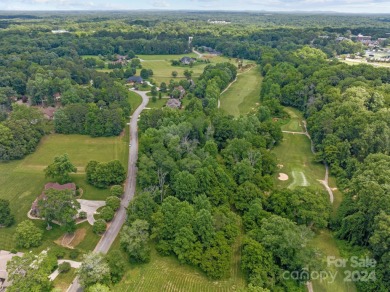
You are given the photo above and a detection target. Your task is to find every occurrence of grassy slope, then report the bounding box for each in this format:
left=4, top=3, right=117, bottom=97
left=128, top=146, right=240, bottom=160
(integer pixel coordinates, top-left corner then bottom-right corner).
left=220, top=66, right=262, bottom=117
left=112, top=239, right=246, bottom=292
left=273, top=107, right=355, bottom=292
left=0, top=133, right=128, bottom=250
left=129, top=90, right=143, bottom=115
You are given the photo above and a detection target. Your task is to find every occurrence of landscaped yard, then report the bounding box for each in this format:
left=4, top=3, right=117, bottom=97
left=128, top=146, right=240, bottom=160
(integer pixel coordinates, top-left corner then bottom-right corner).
left=138, top=54, right=245, bottom=84
left=0, top=133, right=128, bottom=251
left=220, top=65, right=262, bottom=117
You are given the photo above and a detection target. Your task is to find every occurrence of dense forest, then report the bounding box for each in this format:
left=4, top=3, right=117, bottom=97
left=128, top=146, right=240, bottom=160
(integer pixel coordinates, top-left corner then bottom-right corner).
left=0, top=11, right=389, bottom=292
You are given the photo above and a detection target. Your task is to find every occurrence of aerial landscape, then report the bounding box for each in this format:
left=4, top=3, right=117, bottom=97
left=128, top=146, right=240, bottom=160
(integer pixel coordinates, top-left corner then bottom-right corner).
left=0, top=1, right=389, bottom=292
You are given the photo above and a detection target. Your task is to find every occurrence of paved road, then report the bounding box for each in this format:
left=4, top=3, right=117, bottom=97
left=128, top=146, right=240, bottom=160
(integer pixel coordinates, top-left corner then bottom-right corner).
left=67, top=90, right=149, bottom=292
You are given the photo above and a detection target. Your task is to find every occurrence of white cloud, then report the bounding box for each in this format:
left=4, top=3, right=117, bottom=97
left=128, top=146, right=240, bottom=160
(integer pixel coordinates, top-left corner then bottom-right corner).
left=152, top=1, right=170, bottom=8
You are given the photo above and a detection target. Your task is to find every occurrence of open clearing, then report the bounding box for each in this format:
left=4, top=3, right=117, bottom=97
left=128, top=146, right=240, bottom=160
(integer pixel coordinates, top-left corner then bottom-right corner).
left=0, top=133, right=128, bottom=250
left=310, top=230, right=356, bottom=292
left=274, top=107, right=355, bottom=292
left=220, top=66, right=262, bottom=117
left=112, top=233, right=246, bottom=292
left=137, top=54, right=246, bottom=84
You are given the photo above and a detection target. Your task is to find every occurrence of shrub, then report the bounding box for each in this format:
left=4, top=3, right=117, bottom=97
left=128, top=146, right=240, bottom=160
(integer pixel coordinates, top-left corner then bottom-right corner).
left=93, top=219, right=107, bottom=234
left=52, top=248, right=65, bottom=259
left=58, top=262, right=71, bottom=273
left=110, top=185, right=123, bottom=197
left=106, top=196, right=121, bottom=211
left=100, top=206, right=115, bottom=222
left=69, top=249, right=80, bottom=260
left=79, top=211, right=87, bottom=219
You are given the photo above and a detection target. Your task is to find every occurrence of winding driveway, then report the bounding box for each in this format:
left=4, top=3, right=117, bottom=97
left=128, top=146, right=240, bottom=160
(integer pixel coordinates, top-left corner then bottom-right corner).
left=67, top=90, right=149, bottom=292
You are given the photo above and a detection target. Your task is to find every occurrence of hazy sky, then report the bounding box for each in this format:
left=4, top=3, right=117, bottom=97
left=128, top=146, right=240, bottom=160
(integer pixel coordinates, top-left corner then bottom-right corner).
left=0, top=0, right=389, bottom=13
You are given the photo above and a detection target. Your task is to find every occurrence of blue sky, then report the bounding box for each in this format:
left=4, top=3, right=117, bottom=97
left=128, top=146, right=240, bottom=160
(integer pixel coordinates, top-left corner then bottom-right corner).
left=0, top=0, right=389, bottom=13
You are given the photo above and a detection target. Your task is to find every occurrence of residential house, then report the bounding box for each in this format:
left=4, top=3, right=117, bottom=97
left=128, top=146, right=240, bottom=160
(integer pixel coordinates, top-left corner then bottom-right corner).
left=39, top=106, right=57, bottom=120
left=166, top=98, right=181, bottom=109
left=180, top=56, right=196, bottom=65
left=30, top=182, right=77, bottom=217
left=173, top=86, right=186, bottom=99
left=127, top=76, right=144, bottom=85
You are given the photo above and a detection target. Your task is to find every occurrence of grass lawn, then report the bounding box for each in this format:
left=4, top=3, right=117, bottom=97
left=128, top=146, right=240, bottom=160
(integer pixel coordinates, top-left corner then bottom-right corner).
left=53, top=268, right=77, bottom=291
left=138, top=54, right=245, bottom=85
left=310, top=230, right=356, bottom=292
left=220, top=66, right=262, bottom=117
left=129, top=90, right=143, bottom=115
left=272, top=107, right=325, bottom=190
left=0, top=133, right=128, bottom=251
left=147, top=98, right=167, bottom=109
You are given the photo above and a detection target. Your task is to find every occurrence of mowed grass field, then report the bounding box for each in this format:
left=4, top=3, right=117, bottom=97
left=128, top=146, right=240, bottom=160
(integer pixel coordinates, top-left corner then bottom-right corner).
left=0, top=132, right=129, bottom=250
left=274, top=107, right=355, bottom=292
left=310, top=230, right=356, bottom=292
left=220, top=66, right=262, bottom=117
left=139, top=54, right=244, bottom=84
left=272, top=108, right=325, bottom=190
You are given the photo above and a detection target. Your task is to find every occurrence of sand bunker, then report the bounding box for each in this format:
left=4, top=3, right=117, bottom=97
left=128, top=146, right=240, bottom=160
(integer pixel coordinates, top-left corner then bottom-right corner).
left=278, top=173, right=289, bottom=181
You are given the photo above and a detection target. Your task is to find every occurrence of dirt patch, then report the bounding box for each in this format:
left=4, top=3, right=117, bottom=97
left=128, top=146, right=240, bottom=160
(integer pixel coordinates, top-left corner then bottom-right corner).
left=278, top=173, right=289, bottom=181
left=54, top=228, right=87, bottom=249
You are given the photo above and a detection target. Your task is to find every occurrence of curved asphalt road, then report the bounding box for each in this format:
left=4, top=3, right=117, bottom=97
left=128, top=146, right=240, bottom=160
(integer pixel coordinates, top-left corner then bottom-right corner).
left=67, top=90, right=149, bottom=292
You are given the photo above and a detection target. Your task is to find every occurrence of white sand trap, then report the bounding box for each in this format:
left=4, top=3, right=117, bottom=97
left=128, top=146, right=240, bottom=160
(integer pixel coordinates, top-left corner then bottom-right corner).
left=278, top=173, right=289, bottom=181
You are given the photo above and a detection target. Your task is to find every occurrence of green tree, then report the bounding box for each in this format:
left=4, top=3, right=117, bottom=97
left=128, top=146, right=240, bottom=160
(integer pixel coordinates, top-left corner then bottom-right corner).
left=44, top=154, right=77, bottom=184
left=93, top=219, right=107, bottom=234
left=267, top=187, right=331, bottom=228
left=78, top=252, right=111, bottom=288
left=7, top=251, right=55, bottom=292
left=38, top=188, right=80, bottom=232
left=172, top=171, right=198, bottom=201
left=100, top=206, right=115, bottom=222
left=87, top=283, right=110, bottom=292
left=110, top=185, right=123, bottom=197
left=171, top=71, right=178, bottom=78
left=0, top=199, right=14, bottom=227
left=120, top=219, right=151, bottom=263
left=14, top=220, right=43, bottom=248
left=160, top=82, right=167, bottom=92
left=184, top=69, right=193, bottom=80
left=106, top=250, right=126, bottom=284
left=251, top=215, right=314, bottom=270
left=86, top=160, right=126, bottom=188
left=140, top=69, right=150, bottom=79
left=105, top=196, right=121, bottom=211
left=242, top=237, right=277, bottom=288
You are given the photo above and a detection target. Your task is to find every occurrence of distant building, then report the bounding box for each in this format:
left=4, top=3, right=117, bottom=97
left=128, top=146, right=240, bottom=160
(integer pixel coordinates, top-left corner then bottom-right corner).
left=166, top=98, right=181, bottom=109
left=336, top=36, right=350, bottom=42
left=51, top=30, right=69, bottom=34
left=180, top=56, right=196, bottom=65
left=174, top=86, right=186, bottom=99
left=127, top=76, right=144, bottom=84
left=38, top=106, right=57, bottom=120
left=31, top=183, right=77, bottom=217
left=199, top=46, right=222, bottom=55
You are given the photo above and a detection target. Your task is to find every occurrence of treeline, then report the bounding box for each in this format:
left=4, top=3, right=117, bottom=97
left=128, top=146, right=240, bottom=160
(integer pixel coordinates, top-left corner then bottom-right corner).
left=261, top=45, right=390, bottom=291
left=0, top=105, right=46, bottom=160
left=194, top=62, right=237, bottom=112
